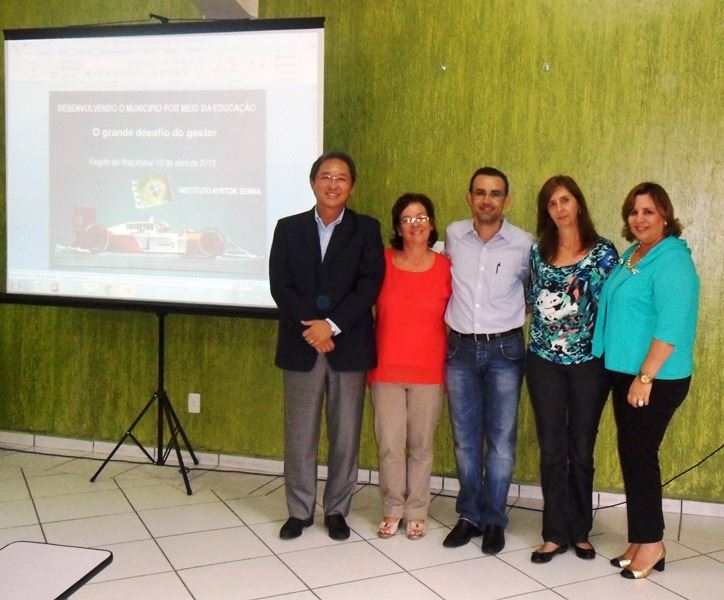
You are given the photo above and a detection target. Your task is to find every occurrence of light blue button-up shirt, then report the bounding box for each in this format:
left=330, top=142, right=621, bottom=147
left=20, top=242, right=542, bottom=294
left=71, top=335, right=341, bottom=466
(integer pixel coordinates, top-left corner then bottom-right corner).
left=444, top=218, right=533, bottom=334
left=315, top=207, right=345, bottom=260
left=314, top=207, right=345, bottom=334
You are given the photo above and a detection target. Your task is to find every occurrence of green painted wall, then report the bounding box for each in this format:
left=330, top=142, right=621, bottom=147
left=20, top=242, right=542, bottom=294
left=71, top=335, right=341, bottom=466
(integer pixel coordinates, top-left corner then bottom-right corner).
left=0, top=0, right=722, bottom=501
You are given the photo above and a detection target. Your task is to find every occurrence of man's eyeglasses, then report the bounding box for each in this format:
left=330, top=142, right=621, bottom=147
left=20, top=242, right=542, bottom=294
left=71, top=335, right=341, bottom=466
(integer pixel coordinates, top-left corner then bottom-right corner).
left=317, top=174, right=350, bottom=184
left=399, top=215, right=430, bottom=225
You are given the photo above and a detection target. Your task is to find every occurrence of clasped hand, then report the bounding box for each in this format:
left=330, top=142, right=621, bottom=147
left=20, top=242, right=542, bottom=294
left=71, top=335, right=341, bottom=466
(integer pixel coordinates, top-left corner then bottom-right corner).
left=301, top=319, right=335, bottom=354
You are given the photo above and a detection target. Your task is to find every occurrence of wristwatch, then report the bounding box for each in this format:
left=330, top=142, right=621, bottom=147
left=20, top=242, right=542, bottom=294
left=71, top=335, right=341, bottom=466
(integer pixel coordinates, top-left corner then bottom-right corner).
left=637, top=372, right=655, bottom=385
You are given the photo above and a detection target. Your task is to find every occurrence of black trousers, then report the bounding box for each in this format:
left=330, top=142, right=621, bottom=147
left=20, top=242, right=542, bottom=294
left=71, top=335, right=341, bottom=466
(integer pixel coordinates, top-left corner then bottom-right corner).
left=610, top=371, right=690, bottom=543
left=526, top=353, right=609, bottom=545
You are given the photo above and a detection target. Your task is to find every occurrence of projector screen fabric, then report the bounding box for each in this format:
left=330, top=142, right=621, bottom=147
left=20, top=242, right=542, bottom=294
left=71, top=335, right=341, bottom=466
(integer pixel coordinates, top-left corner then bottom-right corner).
left=3, top=18, right=324, bottom=315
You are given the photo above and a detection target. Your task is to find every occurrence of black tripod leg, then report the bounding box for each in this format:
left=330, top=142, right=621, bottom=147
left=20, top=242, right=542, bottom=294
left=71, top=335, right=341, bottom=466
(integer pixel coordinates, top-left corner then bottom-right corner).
left=164, top=395, right=199, bottom=465
left=161, top=395, right=193, bottom=495
left=90, top=393, right=157, bottom=482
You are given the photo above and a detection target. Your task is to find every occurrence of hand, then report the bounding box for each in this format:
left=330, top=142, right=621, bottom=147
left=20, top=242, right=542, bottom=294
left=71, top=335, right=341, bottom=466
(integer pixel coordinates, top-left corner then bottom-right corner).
left=314, top=339, right=335, bottom=354
left=627, top=378, right=652, bottom=408
left=301, top=319, right=333, bottom=350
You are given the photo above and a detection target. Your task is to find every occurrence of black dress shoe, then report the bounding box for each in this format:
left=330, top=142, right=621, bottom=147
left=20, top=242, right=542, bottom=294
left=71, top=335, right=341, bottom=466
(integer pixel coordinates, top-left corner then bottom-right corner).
left=531, top=544, right=569, bottom=563
left=324, top=514, right=350, bottom=540
left=443, top=519, right=482, bottom=548
left=279, top=516, right=313, bottom=539
left=482, top=525, right=505, bottom=554
left=574, top=544, right=596, bottom=560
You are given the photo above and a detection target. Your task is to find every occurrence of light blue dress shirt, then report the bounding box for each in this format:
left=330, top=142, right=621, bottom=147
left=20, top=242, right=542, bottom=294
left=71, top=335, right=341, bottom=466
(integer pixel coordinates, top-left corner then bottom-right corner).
left=444, top=218, right=533, bottom=334
left=314, top=207, right=345, bottom=334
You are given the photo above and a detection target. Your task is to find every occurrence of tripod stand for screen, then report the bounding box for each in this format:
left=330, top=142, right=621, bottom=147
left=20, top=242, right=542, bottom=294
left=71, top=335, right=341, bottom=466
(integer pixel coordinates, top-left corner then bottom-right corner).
left=90, top=312, right=198, bottom=494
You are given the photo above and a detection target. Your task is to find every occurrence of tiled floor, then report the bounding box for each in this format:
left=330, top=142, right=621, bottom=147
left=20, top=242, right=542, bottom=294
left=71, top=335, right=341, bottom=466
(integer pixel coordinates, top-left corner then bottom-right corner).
left=1, top=444, right=723, bottom=599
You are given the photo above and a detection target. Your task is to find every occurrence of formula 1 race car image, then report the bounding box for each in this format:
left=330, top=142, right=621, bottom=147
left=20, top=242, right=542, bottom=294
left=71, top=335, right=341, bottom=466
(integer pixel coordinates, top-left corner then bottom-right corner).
left=72, top=218, right=226, bottom=257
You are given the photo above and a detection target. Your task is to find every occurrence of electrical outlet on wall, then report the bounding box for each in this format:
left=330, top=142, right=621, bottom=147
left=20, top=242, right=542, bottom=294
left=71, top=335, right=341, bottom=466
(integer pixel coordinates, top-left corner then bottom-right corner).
left=188, top=392, right=201, bottom=413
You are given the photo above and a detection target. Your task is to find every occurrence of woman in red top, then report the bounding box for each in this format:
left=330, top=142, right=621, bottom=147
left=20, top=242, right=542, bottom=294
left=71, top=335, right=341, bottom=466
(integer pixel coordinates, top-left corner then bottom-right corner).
left=368, top=193, right=452, bottom=540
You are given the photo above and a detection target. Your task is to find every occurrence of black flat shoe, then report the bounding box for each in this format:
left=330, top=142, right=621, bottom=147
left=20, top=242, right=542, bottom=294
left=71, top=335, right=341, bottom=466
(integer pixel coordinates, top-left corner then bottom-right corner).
left=443, top=519, right=482, bottom=548
left=574, top=544, right=596, bottom=560
left=279, top=516, right=313, bottom=539
left=324, top=513, right=351, bottom=540
left=482, top=525, right=505, bottom=554
left=531, top=544, right=568, bottom=563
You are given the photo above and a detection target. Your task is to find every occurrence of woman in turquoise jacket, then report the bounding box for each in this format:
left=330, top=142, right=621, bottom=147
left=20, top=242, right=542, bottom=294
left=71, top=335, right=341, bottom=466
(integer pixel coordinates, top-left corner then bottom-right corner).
left=592, top=182, right=699, bottom=580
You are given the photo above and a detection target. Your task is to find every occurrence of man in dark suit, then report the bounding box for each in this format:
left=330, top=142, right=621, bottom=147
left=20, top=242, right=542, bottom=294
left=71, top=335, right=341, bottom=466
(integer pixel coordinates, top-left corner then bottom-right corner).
left=269, top=151, right=384, bottom=540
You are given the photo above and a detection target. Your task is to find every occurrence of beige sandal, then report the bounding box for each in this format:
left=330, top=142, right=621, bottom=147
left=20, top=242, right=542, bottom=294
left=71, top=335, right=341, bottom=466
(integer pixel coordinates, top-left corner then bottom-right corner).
left=377, top=518, right=401, bottom=538
left=406, top=519, right=426, bottom=540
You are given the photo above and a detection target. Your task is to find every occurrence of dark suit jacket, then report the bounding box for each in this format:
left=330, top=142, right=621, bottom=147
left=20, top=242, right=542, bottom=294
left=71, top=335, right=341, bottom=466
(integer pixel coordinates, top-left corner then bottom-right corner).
left=269, top=207, right=384, bottom=372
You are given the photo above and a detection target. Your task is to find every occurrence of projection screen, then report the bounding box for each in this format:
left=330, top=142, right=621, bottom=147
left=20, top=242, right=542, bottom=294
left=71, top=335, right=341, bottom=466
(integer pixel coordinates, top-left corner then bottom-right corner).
left=3, top=18, right=324, bottom=314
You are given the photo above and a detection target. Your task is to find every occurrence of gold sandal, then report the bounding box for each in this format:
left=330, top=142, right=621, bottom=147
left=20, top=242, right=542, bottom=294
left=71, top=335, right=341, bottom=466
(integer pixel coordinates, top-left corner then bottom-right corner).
left=377, top=518, right=401, bottom=538
left=406, top=519, right=426, bottom=540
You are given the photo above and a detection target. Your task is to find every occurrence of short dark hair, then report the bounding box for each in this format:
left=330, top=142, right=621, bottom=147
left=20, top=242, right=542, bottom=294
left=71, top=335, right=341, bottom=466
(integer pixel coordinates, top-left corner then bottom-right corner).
left=390, top=193, right=439, bottom=250
left=536, top=175, right=599, bottom=263
left=309, top=151, right=357, bottom=183
left=468, top=166, right=509, bottom=195
left=621, top=182, right=683, bottom=242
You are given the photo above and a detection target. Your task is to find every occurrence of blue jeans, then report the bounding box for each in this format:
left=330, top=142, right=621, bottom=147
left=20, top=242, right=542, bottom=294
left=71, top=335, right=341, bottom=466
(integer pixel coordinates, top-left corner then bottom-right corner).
left=445, top=330, right=525, bottom=529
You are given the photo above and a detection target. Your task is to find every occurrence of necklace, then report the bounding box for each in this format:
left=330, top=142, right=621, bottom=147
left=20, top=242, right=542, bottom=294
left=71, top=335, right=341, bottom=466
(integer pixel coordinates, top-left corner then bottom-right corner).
left=620, top=242, right=641, bottom=275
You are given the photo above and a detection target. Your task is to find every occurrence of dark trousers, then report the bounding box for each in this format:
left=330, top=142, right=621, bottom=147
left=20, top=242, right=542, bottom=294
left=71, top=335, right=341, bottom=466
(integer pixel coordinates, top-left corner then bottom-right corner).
left=610, top=371, right=690, bottom=543
left=526, top=353, right=609, bottom=545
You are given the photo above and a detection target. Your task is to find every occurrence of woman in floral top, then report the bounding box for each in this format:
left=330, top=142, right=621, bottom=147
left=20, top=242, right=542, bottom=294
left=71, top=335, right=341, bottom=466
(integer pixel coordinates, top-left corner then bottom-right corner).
left=526, top=175, right=618, bottom=564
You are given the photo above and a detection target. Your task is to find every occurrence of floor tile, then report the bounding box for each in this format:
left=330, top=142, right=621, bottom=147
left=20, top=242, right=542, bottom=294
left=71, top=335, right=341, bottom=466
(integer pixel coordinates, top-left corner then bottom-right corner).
left=26, top=472, right=117, bottom=498
left=49, top=456, right=132, bottom=479
left=413, top=556, right=543, bottom=600
left=505, top=591, right=567, bottom=600
left=44, top=513, right=151, bottom=547
left=0, top=465, right=24, bottom=481
left=679, top=514, right=724, bottom=553
left=138, top=501, right=241, bottom=537
left=122, top=482, right=219, bottom=511
left=315, top=571, right=441, bottom=599
left=35, top=489, right=132, bottom=522
left=350, top=484, right=382, bottom=510
left=92, top=538, right=173, bottom=582
left=0, top=477, right=29, bottom=502
left=281, top=540, right=401, bottom=588
left=2, top=445, right=723, bottom=600
left=428, top=494, right=459, bottom=527
left=370, top=525, right=481, bottom=570
left=226, top=486, right=319, bottom=526
left=0, top=452, right=71, bottom=473
left=0, top=499, right=39, bottom=528
left=654, top=555, right=724, bottom=600
left=251, top=519, right=360, bottom=555
left=186, top=470, right=277, bottom=500
left=179, top=555, right=306, bottom=599
left=591, top=506, right=680, bottom=541
left=72, top=571, right=193, bottom=599
left=504, top=506, right=546, bottom=552
left=0, top=524, right=45, bottom=546
left=157, top=526, right=271, bottom=569
left=555, top=572, right=683, bottom=599
left=500, top=546, right=616, bottom=588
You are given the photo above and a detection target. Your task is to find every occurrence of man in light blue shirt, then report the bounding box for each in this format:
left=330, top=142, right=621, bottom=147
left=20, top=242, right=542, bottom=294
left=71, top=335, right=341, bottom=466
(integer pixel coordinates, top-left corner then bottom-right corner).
left=442, top=167, right=533, bottom=554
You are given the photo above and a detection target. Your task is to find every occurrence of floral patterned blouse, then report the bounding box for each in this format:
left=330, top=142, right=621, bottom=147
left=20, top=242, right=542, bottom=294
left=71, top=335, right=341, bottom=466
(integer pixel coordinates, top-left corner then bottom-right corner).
left=528, top=237, right=618, bottom=364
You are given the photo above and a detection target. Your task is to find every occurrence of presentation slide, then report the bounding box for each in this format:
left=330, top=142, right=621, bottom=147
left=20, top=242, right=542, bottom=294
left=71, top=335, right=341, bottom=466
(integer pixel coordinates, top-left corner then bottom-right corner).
left=4, top=20, right=324, bottom=311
